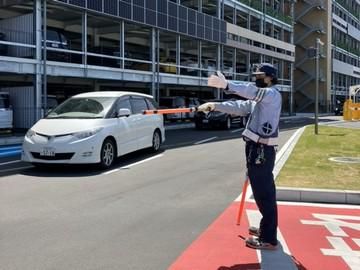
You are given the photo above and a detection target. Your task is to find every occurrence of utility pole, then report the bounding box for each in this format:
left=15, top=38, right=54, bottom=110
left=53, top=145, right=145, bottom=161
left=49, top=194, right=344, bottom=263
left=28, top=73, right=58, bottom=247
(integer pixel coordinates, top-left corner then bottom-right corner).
left=315, top=38, right=324, bottom=135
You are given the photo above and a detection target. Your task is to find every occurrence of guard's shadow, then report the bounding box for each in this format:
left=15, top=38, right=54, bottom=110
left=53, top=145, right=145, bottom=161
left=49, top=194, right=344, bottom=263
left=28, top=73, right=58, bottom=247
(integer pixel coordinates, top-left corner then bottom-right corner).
left=260, top=242, right=307, bottom=270
left=218, top=263, right=260, bottom=270
left=218, top=241, right=307, bottom=270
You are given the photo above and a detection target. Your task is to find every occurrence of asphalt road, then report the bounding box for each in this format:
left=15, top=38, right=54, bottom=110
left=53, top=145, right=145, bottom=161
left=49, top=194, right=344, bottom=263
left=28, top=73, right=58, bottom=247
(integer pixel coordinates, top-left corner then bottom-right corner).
left=0, top=117, right=316, bottom=270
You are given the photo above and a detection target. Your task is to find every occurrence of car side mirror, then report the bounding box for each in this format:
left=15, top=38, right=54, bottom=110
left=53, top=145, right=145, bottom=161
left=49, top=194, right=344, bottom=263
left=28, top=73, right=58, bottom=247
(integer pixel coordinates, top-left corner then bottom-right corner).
left=118, top=108, right=131, bottom=117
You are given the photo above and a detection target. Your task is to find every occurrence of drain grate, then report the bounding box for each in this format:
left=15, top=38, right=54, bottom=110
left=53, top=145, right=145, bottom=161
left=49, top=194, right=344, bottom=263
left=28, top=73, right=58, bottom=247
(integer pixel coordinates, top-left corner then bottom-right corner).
left=328, top=157, right=360, bottom=164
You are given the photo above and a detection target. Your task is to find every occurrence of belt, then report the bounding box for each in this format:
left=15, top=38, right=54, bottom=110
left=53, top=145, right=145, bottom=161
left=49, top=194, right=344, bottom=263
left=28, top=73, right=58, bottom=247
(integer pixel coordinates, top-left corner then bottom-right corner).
left=242, top=129, right=278, bottom=146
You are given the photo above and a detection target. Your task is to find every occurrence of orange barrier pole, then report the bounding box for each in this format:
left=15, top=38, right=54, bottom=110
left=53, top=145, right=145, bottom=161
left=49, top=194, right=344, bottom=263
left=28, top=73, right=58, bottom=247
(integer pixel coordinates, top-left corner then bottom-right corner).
left=142, top=107, right=197, bottom=115
left=236, top=176, right=250, bottom=226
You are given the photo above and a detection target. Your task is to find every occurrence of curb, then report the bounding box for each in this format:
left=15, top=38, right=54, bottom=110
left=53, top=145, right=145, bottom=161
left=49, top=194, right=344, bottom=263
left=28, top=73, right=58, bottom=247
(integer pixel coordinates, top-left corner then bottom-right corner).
left=276, top=187, right=360, bottom=205
left=0, top=137, right=24, bottom=147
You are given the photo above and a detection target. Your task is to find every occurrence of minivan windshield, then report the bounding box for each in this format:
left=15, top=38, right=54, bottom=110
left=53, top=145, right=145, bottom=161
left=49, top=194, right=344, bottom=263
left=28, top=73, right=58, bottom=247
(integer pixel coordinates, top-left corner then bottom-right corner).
left=46, top=97, right=116, bottom=119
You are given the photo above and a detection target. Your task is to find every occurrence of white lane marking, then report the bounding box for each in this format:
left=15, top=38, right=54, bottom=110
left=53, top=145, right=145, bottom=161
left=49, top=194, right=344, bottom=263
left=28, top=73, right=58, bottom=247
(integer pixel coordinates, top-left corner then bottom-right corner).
left=0, top=160, right=22, bottom=166
left=194, top=137, right=217, bottom=145
left=321, top=237, right=360, bottom=269
left=247, top=210, right=297, bottom=270
left=102, top=154, right=164, bottom=175
left=231, top=128, right=244, bottom=133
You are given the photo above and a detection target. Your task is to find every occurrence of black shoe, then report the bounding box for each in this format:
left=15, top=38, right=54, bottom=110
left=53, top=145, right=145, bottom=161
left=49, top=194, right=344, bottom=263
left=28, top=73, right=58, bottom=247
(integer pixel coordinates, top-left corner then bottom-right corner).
left=245, top=237, right=278, bottom=250
left=248, top=226, right=260, bottom=237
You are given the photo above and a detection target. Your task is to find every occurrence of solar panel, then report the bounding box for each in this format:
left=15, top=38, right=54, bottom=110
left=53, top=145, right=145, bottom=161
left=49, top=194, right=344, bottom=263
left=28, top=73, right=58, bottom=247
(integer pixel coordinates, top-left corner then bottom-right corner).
left=52, top=0, right=227, bottom=44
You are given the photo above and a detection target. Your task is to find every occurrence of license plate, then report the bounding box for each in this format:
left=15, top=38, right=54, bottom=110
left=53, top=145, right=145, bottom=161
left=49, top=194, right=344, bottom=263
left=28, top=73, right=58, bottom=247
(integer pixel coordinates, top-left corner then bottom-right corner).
left=40, top=147, right=56, bottom=157
left=202, top=119, right=209, bottom=123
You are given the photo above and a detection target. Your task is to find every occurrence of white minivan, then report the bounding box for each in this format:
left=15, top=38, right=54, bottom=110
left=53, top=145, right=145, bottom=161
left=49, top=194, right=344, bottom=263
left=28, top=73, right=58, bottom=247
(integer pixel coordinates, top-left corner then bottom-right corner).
left=0, top=92, right=13, bottom=130
left=22, top=91, right=165, bottom=169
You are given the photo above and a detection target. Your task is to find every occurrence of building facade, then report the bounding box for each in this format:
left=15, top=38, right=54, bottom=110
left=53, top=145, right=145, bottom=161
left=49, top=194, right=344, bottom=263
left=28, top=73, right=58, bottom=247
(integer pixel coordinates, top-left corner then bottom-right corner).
left=294, top=0, right=360, bottom=113
left=0, top=0, right=295, bottom=129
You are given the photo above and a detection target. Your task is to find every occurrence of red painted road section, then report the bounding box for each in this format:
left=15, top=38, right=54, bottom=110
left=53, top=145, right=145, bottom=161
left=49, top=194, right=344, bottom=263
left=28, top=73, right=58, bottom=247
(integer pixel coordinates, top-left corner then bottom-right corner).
left=169, top=201, right=360, bottom=270
left=169, top=203, right=260, bottom=270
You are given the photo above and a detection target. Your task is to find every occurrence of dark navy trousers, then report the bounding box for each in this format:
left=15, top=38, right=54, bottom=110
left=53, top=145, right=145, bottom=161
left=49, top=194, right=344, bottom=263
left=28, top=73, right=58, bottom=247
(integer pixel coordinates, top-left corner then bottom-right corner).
left=245, top=141, right=278, bottom=245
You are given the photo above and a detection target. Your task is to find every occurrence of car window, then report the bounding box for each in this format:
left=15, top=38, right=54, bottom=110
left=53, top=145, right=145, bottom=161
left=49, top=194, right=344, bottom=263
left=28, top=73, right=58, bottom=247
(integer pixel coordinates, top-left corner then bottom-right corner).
left=117, top=98, right=132, bottom=111
left=47, top=30, right=59, bottom=42
left=106, top=97, right=132, bottom=118
left=145, top=98, right=158, bottom=110
left=174, top=97, right=185, bottom=107
left=47, top=97, right=115, bottom=119
left=131, top=97, right=148, bottom=114
left=159, top=98, right=173, bottom=107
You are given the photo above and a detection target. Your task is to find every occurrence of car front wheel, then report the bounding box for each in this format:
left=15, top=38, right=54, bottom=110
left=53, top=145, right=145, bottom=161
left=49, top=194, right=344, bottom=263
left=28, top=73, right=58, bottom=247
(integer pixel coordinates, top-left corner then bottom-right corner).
left=223, top=117, right=231, bottom=130
left=100, top=138, right=116, bottom=169
left=151, top=130, right=162, bottom=152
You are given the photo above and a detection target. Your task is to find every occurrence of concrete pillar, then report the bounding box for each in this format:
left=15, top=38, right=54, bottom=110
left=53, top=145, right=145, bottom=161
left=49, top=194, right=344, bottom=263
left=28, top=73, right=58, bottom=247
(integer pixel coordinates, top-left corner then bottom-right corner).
left=82, top=11, right=87, bottom=67
left=34, top=0, right=42, bottom=120
left=151, top=28, right=158, bottom=101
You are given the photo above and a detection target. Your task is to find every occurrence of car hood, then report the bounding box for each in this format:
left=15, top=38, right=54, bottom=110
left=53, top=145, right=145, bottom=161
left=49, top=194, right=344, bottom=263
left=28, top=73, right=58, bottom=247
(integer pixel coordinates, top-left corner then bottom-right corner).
left=31, top=118, right=105, bottom=136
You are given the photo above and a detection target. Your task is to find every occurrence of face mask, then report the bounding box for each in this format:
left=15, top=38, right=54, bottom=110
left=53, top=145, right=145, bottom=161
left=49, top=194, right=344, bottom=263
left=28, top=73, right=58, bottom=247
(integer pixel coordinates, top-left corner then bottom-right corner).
left=255, top=78, right=267, bottom=88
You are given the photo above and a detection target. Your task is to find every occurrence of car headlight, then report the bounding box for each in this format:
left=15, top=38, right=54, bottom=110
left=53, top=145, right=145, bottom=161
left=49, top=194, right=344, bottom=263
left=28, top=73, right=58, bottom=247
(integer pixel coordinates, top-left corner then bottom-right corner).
left=25, top=129, right=36, bottom=138
left=72, top=127, right=103, bottom=140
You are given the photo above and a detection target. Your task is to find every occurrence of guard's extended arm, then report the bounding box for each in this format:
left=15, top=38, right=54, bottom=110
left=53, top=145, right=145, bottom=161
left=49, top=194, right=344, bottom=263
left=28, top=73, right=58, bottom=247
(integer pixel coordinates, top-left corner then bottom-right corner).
left=226, top=82, right=277, bottom=103
left=214, top=100, right=253, bottom=116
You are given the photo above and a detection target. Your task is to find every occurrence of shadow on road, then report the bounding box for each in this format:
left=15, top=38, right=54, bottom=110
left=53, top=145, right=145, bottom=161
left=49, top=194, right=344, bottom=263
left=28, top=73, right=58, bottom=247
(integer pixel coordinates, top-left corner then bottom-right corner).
left=4, top=149, right=165, bottom=179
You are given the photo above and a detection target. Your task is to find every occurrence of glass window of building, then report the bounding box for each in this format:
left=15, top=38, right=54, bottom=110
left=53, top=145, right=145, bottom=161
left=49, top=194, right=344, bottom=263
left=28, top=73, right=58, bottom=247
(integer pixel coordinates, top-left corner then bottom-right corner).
left=284, top=30, right=291, bottom=43
left=87, top=15, right=121, bottom=68
left=265, top=22, right=272, bottom=37
left=283, top=61, right=291, bottom=81
left=202, top=0, right=217, bottom=17
left=250, top=15, right=261, bottom=33
left=236, top=49, right=248, bottom=81
left=223, top=46, right=234, bottom=80
left=124, top=23, right=152, bottom=71
left=201, top=41, right=217, bottom=77
left=274, top=25, right=281, bottom=40
left=159, top=31, right=177, bottom=74
left=264, top=55, right=272, bottom=64
left=236, top=9, right=248, bottom=28
left=46, top=5, right=82, bottom=63
left=181, top=0, right=199, bottom=11
left=0, top=4, right=35, bottom=58
left=273, top=58, right=281, bottom=80
left=180, top=36, right=199, bottom=76
left=223, top=4, right=234, bottom=24
left=250, top=52, right=261, bottom=69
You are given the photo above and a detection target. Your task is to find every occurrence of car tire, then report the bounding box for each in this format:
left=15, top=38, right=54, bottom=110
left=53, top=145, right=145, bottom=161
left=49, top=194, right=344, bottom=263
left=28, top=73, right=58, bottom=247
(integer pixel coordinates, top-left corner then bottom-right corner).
left=151, top=130, right=162, bottom=153
left=195, top=122, right=203, bottom=129
left=100, top=138, right=116, bottom=169
left=241, top=117, right=247, bottom=128
left=223, top=117, right=231, bottom=130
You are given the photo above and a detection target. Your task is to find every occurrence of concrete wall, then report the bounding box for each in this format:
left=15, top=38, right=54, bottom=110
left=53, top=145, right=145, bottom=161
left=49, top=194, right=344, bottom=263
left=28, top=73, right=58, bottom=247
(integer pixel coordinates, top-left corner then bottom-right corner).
left=1, top=86, right=36, bottom=129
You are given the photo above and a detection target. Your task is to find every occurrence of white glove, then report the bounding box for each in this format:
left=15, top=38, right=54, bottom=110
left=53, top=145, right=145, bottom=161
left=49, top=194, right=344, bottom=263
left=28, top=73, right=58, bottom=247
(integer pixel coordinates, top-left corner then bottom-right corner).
left=208, top=71, right=228, bottom=89
left=197, top=102, right=216, bottom=112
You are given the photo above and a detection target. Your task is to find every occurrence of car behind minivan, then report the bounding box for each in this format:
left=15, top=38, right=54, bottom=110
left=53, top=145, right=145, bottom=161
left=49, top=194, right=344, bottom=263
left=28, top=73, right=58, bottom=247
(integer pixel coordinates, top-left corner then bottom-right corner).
left=159, top=96, right=186, bottom=122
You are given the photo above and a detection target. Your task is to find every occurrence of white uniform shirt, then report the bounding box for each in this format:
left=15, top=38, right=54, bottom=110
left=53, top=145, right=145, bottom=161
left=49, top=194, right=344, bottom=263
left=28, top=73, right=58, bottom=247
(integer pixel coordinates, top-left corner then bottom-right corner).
left=214, top=82, right=282, bottom=145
